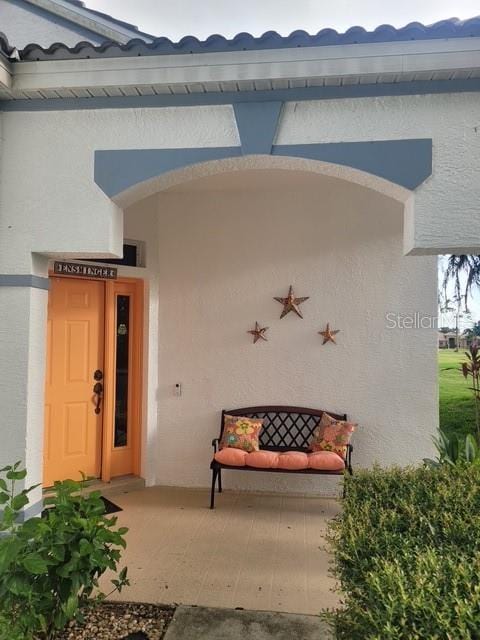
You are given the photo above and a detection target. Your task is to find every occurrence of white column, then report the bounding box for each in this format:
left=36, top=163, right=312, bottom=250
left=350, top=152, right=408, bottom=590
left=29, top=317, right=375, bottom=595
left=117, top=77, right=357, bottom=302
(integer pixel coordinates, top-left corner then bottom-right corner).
left=0, top=280, right=48, bottom=517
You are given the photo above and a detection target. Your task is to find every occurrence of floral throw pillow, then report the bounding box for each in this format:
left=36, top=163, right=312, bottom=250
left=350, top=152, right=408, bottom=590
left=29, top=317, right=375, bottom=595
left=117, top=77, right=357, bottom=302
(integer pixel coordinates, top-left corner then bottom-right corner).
left=220, top=415, right=264, bottom=453
left=309, top=413, right=356, bottom=458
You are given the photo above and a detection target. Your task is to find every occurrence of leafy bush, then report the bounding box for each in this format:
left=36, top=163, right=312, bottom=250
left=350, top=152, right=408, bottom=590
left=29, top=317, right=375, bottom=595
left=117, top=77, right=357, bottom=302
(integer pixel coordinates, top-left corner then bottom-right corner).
left=424, top=428, right=480, bottom=466
left=461, top=341, right=480, bottom=442
left=324, top=465, right=480, bottom=639
left=0, top=462, right=129, bottom=640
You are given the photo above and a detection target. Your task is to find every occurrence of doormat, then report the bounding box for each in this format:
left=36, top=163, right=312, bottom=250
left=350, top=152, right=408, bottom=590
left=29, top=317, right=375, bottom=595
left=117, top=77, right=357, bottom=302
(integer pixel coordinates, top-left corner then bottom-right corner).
left=42, top=495, right=123, bottom=517
left=100, top=495, right=123, bottom=514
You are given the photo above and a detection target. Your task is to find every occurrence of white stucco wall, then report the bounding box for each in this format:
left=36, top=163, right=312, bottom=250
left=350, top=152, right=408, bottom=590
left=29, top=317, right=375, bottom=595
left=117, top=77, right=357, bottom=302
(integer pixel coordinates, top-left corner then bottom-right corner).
left=0, top=105, right=237, bottom=274
left=276, top=93, right=480, bottom=254
left=1, top=92, right=478, bottom=277
left=123, top=169, right=437, bottom=496
left=0, top=285, right=46, bottom=508
left=0, top=0, right=106, bottom=48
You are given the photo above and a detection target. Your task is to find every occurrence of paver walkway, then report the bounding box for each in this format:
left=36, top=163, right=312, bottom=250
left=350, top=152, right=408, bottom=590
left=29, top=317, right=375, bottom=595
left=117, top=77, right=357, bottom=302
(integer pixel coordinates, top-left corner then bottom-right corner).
left=164, top=605, right=332, bottom=640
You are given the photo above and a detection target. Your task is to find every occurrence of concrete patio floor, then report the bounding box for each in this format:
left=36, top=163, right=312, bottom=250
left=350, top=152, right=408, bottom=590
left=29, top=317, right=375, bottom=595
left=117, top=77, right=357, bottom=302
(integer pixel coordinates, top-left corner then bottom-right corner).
left=102, top=486, right=341, bottom=616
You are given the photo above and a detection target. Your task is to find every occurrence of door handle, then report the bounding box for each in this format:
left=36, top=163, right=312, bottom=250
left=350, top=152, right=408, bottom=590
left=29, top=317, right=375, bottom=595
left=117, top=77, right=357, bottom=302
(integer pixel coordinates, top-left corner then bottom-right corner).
left=93, top=382, right=103, bottom=415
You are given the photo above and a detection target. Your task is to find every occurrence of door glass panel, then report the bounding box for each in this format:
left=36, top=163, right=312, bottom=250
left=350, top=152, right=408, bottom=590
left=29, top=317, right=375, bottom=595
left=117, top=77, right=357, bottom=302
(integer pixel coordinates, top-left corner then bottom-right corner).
left=114, top=295, right=130, bottom=448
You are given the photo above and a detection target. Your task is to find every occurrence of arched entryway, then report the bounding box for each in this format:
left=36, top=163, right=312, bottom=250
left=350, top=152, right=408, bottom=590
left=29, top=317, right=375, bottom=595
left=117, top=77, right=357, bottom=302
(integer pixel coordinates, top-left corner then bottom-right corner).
left=113, top=159, right=436, bottom=491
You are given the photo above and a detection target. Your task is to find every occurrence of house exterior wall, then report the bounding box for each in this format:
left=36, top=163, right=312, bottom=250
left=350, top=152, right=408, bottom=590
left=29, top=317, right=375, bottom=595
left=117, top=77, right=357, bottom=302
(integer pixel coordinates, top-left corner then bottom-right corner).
left=0, top=285, right=47, bottom=510
left=276, top=93, right=480, bottom=254
left=122, top=171, right=437, bottom=495
left=0, top=0, right=107, bottom=48
left=1, top=90, right=478, bottom=274
left=0, top=105, right=237, bottom=275
left=0, top=87, right=475, bottom=501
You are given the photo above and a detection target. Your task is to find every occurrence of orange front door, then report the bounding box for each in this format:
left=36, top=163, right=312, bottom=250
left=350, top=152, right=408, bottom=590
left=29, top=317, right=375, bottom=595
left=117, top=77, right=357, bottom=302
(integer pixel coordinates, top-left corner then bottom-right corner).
left=44, top=277, right=105, bottom=486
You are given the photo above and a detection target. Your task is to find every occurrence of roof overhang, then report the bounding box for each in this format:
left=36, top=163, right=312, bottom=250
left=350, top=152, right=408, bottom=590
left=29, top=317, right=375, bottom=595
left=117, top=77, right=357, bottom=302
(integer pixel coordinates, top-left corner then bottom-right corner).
left=2, top=36, right=480, bottom=105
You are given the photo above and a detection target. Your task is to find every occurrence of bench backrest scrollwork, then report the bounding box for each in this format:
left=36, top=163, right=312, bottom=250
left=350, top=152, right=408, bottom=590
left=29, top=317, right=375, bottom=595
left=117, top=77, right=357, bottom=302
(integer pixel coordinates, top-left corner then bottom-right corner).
left=220, top=406, right=348, bottom=453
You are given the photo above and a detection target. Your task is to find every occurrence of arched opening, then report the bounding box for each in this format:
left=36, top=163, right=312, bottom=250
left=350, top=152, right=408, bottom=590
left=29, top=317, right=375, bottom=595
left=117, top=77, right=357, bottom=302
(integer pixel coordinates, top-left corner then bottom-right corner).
left=113, top=154, right=412, bottom=210
left=116, top=160, right=436, bottom=492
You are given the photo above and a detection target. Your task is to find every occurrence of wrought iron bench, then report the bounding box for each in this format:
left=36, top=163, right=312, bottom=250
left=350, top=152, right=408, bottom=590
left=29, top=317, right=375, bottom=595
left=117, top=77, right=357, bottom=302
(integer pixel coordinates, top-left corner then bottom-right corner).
left=210, top=405, right=353, bottom=509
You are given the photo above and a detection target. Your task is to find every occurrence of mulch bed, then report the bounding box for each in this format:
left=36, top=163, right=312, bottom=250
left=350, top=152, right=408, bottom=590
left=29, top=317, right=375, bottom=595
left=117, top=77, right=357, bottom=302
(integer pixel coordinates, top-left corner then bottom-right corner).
left=54, top=602, right=175, bottom=640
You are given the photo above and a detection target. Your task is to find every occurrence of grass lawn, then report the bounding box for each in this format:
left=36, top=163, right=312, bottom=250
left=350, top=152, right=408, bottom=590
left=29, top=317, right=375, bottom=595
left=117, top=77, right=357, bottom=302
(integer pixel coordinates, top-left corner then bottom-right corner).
left=439, top=349, right=477, bottom=439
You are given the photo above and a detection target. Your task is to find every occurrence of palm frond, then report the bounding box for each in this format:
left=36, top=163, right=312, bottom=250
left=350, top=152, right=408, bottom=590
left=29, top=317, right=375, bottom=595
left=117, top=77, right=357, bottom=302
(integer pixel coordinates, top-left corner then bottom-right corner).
left=442, top=255, right=480, bottom=311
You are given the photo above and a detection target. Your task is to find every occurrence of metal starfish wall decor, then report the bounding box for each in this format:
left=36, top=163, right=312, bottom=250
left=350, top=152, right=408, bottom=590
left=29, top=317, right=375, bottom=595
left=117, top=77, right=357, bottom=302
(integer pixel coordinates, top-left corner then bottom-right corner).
left=274, top=285, right=310, bottom=319
left=247, top=321, right=269, bottom=343
left=319, top=323, right=340, bottom=344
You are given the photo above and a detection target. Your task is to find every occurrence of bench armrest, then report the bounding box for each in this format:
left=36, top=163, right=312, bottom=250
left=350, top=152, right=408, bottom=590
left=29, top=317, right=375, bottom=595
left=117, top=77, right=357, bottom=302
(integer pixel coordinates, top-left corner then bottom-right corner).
left=212, top=438, right=220, bottom=453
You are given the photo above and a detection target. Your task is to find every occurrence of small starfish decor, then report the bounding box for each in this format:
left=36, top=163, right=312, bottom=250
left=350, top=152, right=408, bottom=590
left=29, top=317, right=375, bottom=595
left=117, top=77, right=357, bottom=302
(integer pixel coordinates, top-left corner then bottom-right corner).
left=319, top=323, right=340, bottom=345
left=247, top=321, right=269, bottom=344
left=274, top=285, right=310, bottom=319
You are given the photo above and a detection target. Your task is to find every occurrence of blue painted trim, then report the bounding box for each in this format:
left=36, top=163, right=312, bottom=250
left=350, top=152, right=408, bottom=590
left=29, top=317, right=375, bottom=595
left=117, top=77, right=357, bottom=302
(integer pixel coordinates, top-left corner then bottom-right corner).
left=94, top=138, right=432, bottom=198
left=0, top=498, right=43, bottom=524
left=95, top=147, right=242, bottom=197
left=273, top=139, right=432, bottom=191
left=0, top=274, right=50, bottom=290
left=233, top=102, right=282, bottom=154
left=2, top=79, right=480, bottom=113
left=21, top=498, right=43, bottom=521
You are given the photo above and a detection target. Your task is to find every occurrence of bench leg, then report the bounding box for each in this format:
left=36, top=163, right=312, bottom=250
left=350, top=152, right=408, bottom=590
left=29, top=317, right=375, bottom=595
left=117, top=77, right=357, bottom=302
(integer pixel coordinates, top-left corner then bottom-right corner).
left=210, top=467, right=218, bottom=509
left=218, top=468, right=222, bottom=493
left=342, top=466, right=353, bottom=499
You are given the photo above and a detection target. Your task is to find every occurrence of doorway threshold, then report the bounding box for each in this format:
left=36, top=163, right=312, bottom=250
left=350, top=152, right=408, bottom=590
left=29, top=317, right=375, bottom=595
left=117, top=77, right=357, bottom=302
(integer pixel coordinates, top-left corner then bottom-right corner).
left=43, top=475, right=145, bottom=499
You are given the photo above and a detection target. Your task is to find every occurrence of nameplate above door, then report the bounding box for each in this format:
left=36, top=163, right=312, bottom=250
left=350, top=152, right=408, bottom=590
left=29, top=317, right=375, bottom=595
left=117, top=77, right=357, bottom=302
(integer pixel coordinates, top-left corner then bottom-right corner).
left=53, top=261, right=118, bottom=280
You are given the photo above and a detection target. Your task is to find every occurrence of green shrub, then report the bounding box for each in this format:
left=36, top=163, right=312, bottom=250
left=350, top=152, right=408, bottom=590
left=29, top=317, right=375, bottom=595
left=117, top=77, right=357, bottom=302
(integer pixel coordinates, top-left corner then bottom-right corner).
left=324, top=465, right=480, bottom=639
left=425, top=428, right=480, bottom=467
left=0, top=462, right=129, bottom=640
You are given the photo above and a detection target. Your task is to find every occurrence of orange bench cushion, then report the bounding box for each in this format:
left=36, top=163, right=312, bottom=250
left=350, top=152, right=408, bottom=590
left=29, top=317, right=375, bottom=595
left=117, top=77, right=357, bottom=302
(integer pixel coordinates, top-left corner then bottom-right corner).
left=214, top=449, right=345, bottom=472
left=308, top=451, right=345, bottom=471
left=214, top=448, right=247, bottom=466
left=277, top=451, right=309, bottom=470
left=245, top=450, right=279, bottom=468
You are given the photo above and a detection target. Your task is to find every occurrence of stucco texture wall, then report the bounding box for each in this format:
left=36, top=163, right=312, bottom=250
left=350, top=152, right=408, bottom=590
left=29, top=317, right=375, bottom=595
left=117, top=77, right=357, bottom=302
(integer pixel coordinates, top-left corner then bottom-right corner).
left=0, top=105, right=237, bottom=274
left=124, top=169, right=437, bottom=495
left=1, top=92, right=468, bottom=495
left=1, top=92, right=479, bottom=275
left=276, top=93, right=480, bottom=253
